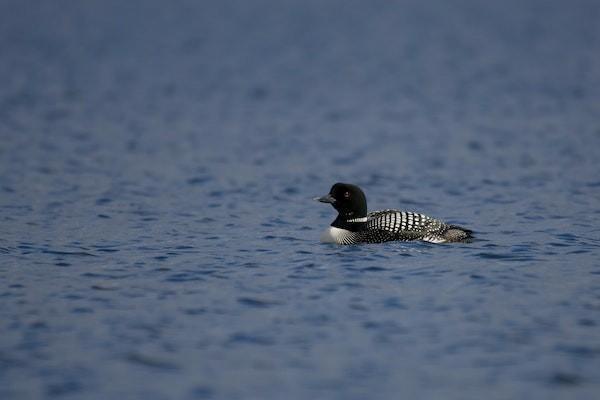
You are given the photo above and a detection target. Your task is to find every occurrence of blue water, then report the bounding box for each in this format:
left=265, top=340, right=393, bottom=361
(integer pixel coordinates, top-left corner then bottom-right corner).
left=1, top=0, right=600, bottom=399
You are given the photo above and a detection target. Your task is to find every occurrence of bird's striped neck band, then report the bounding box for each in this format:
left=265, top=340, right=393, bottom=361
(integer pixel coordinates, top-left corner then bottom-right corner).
left=346, top=216, right=368, bottom=222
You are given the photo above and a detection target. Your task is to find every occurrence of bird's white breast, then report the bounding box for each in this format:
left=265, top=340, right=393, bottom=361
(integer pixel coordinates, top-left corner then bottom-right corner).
left=320, top=226, right=351, bottom=244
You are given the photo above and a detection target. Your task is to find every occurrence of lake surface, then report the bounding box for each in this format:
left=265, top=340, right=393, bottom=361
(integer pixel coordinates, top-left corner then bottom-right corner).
left=1, top=0, right=600, bottom=399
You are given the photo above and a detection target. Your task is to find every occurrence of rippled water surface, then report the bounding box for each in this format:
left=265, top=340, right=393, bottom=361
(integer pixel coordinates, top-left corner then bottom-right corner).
left=1, top=0, right=600, bottom=399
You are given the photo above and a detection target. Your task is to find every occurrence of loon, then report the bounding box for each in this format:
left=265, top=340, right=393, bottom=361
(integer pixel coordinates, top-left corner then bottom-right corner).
left=316, top=183, right=473, bottom=244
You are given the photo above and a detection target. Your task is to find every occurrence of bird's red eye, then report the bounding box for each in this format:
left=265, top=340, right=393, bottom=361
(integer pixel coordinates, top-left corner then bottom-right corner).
left=344, top=191, right=350, bottom=198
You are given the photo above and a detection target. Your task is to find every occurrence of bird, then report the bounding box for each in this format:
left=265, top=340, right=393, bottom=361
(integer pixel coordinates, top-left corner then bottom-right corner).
left=315, top=182, right=473, bottom=244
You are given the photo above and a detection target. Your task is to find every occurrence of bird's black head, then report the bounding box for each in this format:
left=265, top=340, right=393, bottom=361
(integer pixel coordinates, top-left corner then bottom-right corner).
left=316, top=182, right=367, bottom=219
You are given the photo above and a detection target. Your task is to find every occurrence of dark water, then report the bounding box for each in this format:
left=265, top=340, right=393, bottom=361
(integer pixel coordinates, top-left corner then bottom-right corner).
left=1, top=0, right=600, bottom=399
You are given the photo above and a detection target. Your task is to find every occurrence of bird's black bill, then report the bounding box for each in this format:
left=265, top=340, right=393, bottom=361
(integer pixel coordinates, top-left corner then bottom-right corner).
left=315, top=194, right=336, bottom=204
